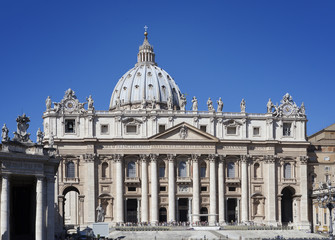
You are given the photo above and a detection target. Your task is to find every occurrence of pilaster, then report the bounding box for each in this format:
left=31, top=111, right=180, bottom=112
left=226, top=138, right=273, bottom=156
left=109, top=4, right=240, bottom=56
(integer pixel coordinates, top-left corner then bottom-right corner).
left=113, top=154, right=124, bottom=223
left=150, top=154, right=159, bottom=225
left=240, top=155, right=249, bottom=223
left=1, top=174, right=10, bottom=240
left=191, top=154, right=201, bottom=223
left=218, top=155, right=226, bottom=224
left=140, top=154, right=149, bottom=223
left=83, top=153, right=96, bottom=224
left=209, top=154, right=217, bottom=225
left=167, top=154, right=176, bottom=222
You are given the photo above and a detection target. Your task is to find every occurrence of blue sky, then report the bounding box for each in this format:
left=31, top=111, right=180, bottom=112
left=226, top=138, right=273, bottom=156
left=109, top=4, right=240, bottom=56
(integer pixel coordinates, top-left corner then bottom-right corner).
left=0, top=0, right=334, bottom=140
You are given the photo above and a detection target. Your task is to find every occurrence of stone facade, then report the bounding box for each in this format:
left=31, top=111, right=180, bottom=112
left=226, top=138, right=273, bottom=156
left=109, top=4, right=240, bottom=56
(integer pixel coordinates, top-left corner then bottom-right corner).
left=0, top=115, right=60, bottom=240
left=42, top=30, right=311, bottom=233
left=308, top=123, right=335, bottom=233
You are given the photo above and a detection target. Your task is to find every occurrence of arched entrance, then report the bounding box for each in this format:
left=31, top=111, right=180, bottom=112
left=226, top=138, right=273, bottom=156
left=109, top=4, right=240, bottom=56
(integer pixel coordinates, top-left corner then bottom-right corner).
left=159, top=207, right=167, bottom=223
left=200, top=207, right=208, bottom=222
left=63, top=186, right=80, bottom=227
left=281, top=187, right=295, bottom=224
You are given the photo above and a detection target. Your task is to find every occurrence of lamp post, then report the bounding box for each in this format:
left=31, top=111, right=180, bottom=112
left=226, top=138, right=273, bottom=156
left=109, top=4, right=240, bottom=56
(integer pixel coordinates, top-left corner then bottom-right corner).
left=317, top=181, right=335, bottom=239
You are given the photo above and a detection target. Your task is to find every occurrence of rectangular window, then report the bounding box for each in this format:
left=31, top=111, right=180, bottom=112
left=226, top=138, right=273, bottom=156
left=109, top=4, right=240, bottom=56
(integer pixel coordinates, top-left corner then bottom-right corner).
left=126, top=125, right=137, bottom=134
left=201, top=186, right=207, bottom=192
left=229, top=187, right=236, bottom=192
left=253, top=127, right=260, bottom=136
left=326, top=174, right=330, bottom=182
left=283, top=123, right=291, bottom=136
left=128, top=187, right=136, bottom=192
left=159, top=166, right=165, bottom=178
left=200, top=125, right=207, bottom=132
left=159, top=125, right=166, bottom=133
left=101, top=124, right=109, bottom=134
left=159, top=186, right=166, bottom=192
left=227, top=126, right=237, bottom=135
left=65, top=119, right=75, bottom=133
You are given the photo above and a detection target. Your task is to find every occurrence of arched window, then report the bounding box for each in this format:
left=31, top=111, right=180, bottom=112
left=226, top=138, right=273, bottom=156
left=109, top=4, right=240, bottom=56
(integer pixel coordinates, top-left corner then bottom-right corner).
left=227, top=162, right=235, bottom=178
left=200, top=163, right=206, bottom=178
left=284, top=163, right=291, bottom=179
left=102, top=162, right=108, bottom=178
left=127, top=161, right=136, bottom=178
left=179, top=161, right=187, bottom=177
left=254, top=163, right=260, bottom=179
left=159, top=163, right=166, bottom=178
left=66, top=161, right=75, bottom=178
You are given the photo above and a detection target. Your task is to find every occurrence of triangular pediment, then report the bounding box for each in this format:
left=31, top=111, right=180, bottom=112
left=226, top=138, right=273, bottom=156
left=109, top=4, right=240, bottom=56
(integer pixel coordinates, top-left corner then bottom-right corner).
left=149, top=122, right=219, bottom=142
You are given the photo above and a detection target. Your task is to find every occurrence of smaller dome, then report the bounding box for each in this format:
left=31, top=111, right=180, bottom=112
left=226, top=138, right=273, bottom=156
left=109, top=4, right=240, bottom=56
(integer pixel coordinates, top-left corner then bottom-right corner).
left=109, top=29, right=183, bottom=111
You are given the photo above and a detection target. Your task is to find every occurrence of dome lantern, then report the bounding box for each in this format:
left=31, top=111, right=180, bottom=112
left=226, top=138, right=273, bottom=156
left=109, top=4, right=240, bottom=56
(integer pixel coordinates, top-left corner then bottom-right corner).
left=136, top=26, right=156, bottom=66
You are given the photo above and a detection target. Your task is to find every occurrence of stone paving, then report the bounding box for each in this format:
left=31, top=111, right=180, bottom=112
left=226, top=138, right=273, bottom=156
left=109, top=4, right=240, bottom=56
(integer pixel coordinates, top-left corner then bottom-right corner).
left=109, top=229, right=326, bottom=240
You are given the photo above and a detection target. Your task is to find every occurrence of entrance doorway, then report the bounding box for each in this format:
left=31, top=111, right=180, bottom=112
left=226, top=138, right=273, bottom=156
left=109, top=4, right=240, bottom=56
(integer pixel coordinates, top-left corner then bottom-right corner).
left=200, top=207, right=208, bottom=222
left=126, top=199, right=138, bottom=223
left=281, top=187, right=295, bottom=224
left=159, top=207, right=167, bottom=222
left=227, top=198, right=237, bottom=223
left=178, top=198, right=189, bottom=222
left=63, top=186, right=80, bottom=228
left=10, top=177, right=35, bottom=240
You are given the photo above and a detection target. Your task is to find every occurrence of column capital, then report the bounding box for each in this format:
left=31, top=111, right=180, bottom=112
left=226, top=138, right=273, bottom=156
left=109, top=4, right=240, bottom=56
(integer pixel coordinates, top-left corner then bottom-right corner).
left=208, top=154, right=217, bottom=162
left=1, top=173, right=10, bottom=180
left=218, top=154, right=226, bottom=162
left=36, top=176, right=45, bottom=181
left=264, top=155, right=277, bottom=163
left=79, top=195, right=85, bottom=202
left=167, top=154, right=176, bottom=162
left=140, top=154, right=149, bottom=162
left=190, top=154, right=201, bottom=162
left=150, top=154, right=158, bottom=162
left=240, top=155, right=251, bottom=163
left=83, top=153, right=97, bottom=162
left=112, top=154, right=123, bottom=163
left=299, top=155, right=308, bottom=165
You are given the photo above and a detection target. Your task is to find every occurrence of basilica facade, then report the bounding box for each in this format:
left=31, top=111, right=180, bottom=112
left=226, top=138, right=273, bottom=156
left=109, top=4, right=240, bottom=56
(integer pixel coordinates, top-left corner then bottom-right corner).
left=43, top=30, right=311, bottom=232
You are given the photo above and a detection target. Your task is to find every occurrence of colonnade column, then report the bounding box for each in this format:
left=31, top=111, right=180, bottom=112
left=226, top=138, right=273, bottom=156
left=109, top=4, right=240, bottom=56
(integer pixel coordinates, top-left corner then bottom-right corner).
left=168, top=154, right=176, bottom=222
left=241, top=155, right=249, bottom=223
left=46, top=176, right=55, bottom=240
left=1, top=174, right=10, bottom=240
left=218, top=156, right=225, bottom=224
left=79, top=195, right=85, bottom=225
left=150, top=154, right=158, bottom=225
left=140, top=155, right=149, bottom=223
left=266, top=155, right=277, bottom=225
left=83, top=154, right=96, bottom=224
left=192, top=154, right=200, bottom=223
left=209, top=154, right=217, bottom=225
left=114, top=154, right=124, bottom=223
left=299, top=156, right=309, bottom=226
left=36, top=176, right=45, bottom=240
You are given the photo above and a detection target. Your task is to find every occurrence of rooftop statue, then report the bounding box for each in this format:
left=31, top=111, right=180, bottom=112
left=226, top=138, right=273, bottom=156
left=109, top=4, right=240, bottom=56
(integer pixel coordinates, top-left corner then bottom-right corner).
left=141, top=97, right=146, bottom=110
left=46, top=96, right=52, bottom=111
left=36, top=128, right=44, bottom=144
left=86, top=95, right=94, bottom=110
left=217, top=97, right=223, bottom=112
left=180, top=94, right=187, bottom=111
left=207, top=97, right=214, bottom=111
left=2, top=124, right=9, bottom=142
left=267, top=98, right=274, bottom=113
left=167, top=96, right=173, bottom=110
left=240, top=99, right=246, bottom=113
left=192, top=96, right=198, bottom=111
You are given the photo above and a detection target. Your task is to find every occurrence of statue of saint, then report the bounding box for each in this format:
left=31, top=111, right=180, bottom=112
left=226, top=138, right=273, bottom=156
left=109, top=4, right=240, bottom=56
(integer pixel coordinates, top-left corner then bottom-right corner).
left=179, top=125, right=187, bottom=139
left=86, top=95, right=94, bottom=110
left=192, top=96, right=198, bottom=111
left=45, top=96, right=52, bottom=111
left=217, top=97, right=223, bottom=112
left=96, top=204, right=105, bottom=222
left=267, top=98, right=274, bottom=113
left=2, top=124, right=9, bottom=142
left=207, top=97, right=214, bottom=111
left=180, top=94, right=187, bottom=111
left=240, top=99, right=246, bottom=113
left=141, top=97, right=146, bottom=109
left=115, top=96, right=121, bottom=110
left=36, top=128, right=44, bottom=144
left=299, top=102, right=306, bottom=116
left=167, top=96, right=173, bottom=110
left=151, top=96, right=156, bottom=109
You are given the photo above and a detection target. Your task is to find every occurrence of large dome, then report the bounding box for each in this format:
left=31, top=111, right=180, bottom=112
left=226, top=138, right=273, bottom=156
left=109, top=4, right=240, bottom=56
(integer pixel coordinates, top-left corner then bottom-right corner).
left=109, top=31, right=183, bottom=111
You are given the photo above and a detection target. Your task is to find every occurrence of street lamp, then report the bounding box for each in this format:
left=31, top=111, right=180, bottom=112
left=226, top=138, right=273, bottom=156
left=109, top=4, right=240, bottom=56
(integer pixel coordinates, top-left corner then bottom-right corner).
left=317, top=181, right=335, bottom=239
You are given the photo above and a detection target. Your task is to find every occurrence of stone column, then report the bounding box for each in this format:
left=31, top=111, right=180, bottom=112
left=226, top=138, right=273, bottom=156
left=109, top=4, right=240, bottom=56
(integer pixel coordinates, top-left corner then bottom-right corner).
left=1, top=174, right=10, bottom=240
left=218, top=156, right=225, bottom=224
left=299, top=156, right=310, bottom=227
left=114, top=154, right=124, bottom=223
left=36, top=176, right=45, bottom=240
left=57, top=196, right=65, bottom=232
left=140, top=155, right=149, bottom=223
left=168, top=154, right=176, bottom=222
left=83, top=154, right=96, bottom=224
left=79, top=195, right=85, bottom=225
left=192, top=154, right=200, bottom=223
left=150, top=154, right=158, bottom=225
left=266, top=155, right=277, bottom=225
left=46, top=176, right=55, bottom=240
left=241, top=155, right=249, bottom=223
left=209, top=154, right=217, bottom=225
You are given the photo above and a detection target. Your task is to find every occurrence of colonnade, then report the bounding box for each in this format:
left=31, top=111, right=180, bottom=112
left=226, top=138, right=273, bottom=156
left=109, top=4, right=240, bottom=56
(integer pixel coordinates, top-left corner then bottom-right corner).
left=0, top=174, right=56, bottom=240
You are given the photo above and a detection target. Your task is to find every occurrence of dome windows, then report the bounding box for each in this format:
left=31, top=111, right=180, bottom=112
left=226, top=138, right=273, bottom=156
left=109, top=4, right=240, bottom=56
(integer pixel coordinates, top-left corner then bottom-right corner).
left=127, top=74, right=132, bottom=78
left=123, top=87, right=127, bottom=91
left=148, top=84, right=153, bottom=89
left=135, top=85, right=139, bottom=89
left=147, top=72, right=152, bottom=76
left=158, top=73, right=163, bottom=78
left=137, top=72, right=142, bottom=77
